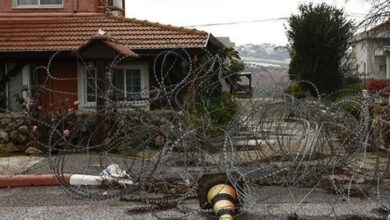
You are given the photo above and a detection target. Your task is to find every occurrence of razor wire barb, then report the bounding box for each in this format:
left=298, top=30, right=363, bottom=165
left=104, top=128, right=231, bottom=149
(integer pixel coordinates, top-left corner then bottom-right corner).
left=0, top=44, right=390, bottom=219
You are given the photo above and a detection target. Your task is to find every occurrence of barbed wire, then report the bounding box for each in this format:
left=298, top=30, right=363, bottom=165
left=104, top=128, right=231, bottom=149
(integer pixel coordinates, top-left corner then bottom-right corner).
left=0, top=44, right=390, bottom=219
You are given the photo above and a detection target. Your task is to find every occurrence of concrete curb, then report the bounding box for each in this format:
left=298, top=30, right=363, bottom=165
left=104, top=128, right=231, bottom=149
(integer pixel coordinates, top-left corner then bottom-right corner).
left=0, top=174, right=134, bottom=188
left=0, top=174, right=71, bottom=188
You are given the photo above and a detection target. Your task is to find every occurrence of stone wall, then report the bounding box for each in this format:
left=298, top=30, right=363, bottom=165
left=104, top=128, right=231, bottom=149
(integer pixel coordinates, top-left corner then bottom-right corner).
left=0, top=110, right=182, bottom=155
left=0, top=113, right=31, bottom=155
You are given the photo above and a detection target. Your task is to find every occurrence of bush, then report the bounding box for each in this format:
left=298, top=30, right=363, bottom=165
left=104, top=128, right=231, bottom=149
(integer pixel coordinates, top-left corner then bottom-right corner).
left=340, top=101, right=361, bottom=119
left=329, top=82, right=364, bottom=102
left=284, top=83, right=307, bottom=99
left=0, top=143, right=16, bottom=157
left=328, top=81, right=363, bottom=119
left=191, top=92, right=239, bottom=137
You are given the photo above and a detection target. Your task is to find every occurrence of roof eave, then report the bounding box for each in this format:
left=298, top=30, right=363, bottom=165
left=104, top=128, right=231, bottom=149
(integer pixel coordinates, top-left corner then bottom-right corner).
left=206, top=34, right=226, bottom=50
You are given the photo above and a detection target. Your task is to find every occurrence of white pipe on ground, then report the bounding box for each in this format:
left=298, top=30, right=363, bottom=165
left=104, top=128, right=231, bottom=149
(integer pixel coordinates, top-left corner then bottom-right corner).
left=69, top=174, right=133, bottom=186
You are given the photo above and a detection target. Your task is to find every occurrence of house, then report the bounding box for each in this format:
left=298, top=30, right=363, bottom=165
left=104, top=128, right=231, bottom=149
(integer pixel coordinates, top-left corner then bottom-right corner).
left=351, top=22, right=390, bottom=81
left=0, top=0, right=226, bottom=112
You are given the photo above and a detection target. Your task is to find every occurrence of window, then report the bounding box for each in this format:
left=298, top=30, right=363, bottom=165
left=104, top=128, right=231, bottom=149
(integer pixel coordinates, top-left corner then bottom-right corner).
left=4, top=64, right=30, bottom=112
left=114, top=68, right=142, bottom=101
left=14, top=0, right=63, bottom=8
left=380, top=64, right=387, bottom=72
left=106, top=0, right=123, bottom=9
left=79, top=64, right=149, bottom=108
left=84, top=68, right=97, bottom=104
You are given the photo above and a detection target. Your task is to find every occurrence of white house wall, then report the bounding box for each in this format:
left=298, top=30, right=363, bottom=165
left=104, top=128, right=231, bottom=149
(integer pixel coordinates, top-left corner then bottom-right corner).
left=353, top=39, right=388, bottom=80
left=370, top=40, right=387, bottom=79
left=387, top=56, right=390, bottom=79
left=353, top=41, right=368, bottom=77
left=365, top=40, right=385, bottom=80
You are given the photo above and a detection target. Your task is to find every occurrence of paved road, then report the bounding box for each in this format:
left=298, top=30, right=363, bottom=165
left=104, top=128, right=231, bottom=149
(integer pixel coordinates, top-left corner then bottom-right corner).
left=0, top=186, right=388, bottom=220
left=0, top=155, right=388, bottom=219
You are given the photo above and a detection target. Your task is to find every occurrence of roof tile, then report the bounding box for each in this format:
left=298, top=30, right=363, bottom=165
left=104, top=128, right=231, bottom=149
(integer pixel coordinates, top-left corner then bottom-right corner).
left=0, top=15, right=209, bottom=52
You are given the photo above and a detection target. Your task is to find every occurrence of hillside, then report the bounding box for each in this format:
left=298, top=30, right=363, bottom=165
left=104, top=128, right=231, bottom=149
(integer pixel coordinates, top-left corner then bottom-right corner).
left=236, top=43, right=290, bottom=62
left=236, top=44, right=290, bottom=93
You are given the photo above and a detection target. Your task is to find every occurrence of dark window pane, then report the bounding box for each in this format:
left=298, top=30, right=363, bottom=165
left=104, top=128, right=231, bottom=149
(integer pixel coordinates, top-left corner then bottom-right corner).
left=86, top=69, right=96, bottom=102
left=114, top=69, right=125, bottom=101
left=40, top=0, right=62, bottom=4
left=126, top=69, right=141, bottom=96
left=7, top=64, right=23, bottom=112
left=17, top=0, right=38, bottom=5
left=107, top=0, right=113, bottom=6
left=29, top=63, right=47, bottom=100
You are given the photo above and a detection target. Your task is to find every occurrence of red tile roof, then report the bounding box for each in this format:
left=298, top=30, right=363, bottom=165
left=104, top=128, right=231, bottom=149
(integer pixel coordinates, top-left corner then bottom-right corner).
left=0, top=15, right=210, bottom=52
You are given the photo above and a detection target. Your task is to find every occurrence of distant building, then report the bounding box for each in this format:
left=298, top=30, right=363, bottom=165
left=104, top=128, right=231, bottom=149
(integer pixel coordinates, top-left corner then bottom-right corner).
left=233, top=72, right=253, bottom=98
left=216, top=37, right=236, bottom=48
left=351, top=23, right=390, bottom=80
left=215, top=37, right=253, bottom=98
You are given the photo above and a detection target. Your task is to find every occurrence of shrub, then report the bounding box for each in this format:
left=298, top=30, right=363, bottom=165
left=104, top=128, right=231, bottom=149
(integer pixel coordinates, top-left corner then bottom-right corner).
left=284, top=83, right=307, bottom=99
left=328, top=81, right=363, bottom=119
left=0, top=143, right=16, bottom=157
left=329, top=82, right=364, bottom=102
left=341, top=101, right=361, bottom=120
left=26, top=98, right=79, bottom=152
left=191, top=92, right=239, bottom=137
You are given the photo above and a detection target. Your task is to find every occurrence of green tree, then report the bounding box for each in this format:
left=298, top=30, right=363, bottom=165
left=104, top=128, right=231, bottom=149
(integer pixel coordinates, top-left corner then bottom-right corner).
left=189, top=48, right=243, bottom=138
left=286, top=3, right=354, bottom=95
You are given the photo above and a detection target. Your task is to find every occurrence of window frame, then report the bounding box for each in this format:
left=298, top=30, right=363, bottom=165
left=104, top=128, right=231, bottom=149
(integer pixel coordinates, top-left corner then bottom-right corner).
left=79, top=67, right=97, bottom=108
left=84, top=68, right=98, bottom=106
left=13, top=0, right=64, bottom=9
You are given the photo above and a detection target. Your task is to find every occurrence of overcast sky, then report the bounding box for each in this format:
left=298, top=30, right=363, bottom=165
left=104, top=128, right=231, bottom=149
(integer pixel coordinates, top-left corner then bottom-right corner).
left=125, top=0, right=372, bottom=46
